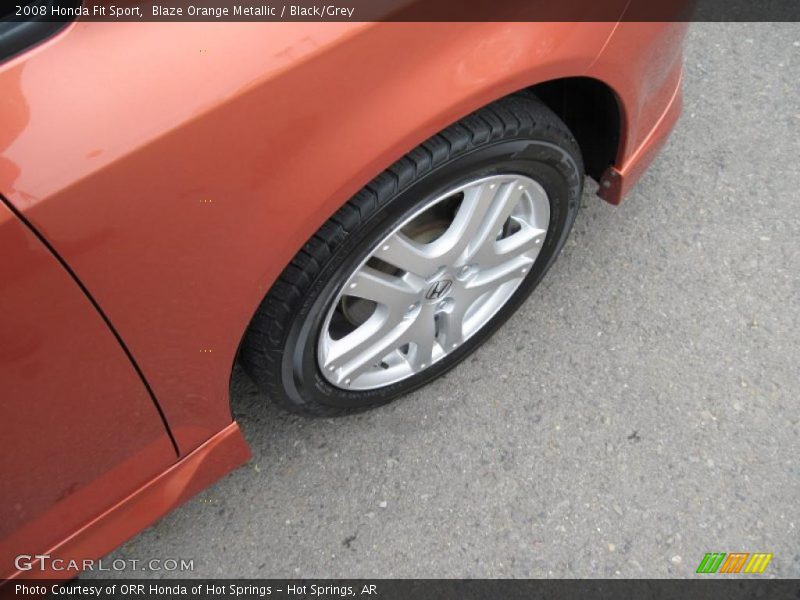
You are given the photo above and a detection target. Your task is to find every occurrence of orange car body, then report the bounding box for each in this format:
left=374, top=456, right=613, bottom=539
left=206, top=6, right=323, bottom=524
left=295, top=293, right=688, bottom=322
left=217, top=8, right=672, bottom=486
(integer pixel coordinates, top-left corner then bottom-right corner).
left=0, top=19, right=687, bottom=579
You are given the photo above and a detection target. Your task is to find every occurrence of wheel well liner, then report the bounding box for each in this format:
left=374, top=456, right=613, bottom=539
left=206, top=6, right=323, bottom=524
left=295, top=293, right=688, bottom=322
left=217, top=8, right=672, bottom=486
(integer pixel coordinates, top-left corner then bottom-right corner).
left=530, top=77, right=621, bottom=181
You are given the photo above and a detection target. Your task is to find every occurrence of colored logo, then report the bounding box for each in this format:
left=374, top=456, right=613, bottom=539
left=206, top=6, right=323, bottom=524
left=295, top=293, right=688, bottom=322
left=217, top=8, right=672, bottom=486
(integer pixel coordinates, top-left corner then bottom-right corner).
left=696, top=552, right=773, bottom=574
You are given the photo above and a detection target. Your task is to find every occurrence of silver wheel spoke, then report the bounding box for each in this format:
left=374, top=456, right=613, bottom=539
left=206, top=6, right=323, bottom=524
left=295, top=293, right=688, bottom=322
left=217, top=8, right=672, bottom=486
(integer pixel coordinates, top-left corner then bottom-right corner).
left=374, top=233, right=435, bottom=277
left=406, top=308, right=436, bottom=370
left=461, top=181, right=525, bottom=262
left=425, top=181, right=507, bottom=264
left=347, top=266, right=420, bottom=314
left=467, top=255, right=533, bottom=295
left=496, top=221, right=547, bottom=257
left=438, top=258, right=530, bottom=348
left=479, top=221, right=548, bottom=269
left=437, top=304, right=467, bottom=348
left=323, top=309, right=411, bottom=383
left=318, top=174, right=551, bottom=390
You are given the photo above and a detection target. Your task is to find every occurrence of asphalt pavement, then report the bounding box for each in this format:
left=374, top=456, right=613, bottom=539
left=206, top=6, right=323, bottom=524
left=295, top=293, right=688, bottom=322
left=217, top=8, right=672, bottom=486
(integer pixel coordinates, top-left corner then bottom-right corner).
left=88, top=23, right=800, bottom=578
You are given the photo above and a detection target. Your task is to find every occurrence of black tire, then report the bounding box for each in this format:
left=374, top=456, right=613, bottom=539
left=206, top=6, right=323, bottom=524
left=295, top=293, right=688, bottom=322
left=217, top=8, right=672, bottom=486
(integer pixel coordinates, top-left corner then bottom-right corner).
left=240, top=93, right=584, bottom=416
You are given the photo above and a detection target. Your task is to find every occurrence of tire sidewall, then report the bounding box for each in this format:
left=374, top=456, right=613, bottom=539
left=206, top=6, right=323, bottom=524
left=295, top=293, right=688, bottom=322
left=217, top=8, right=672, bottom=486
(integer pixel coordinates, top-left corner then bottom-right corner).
left=282, top=137, right=582, bottom=410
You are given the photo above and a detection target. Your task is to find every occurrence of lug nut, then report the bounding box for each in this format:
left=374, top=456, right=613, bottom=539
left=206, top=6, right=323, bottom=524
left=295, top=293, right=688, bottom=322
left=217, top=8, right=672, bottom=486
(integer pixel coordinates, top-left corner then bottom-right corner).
left=458, top=264, right=475, bottom=280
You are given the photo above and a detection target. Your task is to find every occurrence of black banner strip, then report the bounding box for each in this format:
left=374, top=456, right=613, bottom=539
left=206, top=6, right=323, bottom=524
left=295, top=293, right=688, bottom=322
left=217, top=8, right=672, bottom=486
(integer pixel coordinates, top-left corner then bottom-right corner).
left=4, top=0, right=800, bottom=23
left=3, top=579, right=800, bottom=600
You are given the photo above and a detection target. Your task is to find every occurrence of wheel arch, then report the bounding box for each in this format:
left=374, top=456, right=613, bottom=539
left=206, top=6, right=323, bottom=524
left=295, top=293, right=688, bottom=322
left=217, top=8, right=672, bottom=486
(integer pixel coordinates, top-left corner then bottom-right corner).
left=227, top=23, right=633, bottom=424
left=529, top=76, right=622, bottom=182
left=230, top=76, right=625, bottom=406
left=230, top=77, right=625, bottom=406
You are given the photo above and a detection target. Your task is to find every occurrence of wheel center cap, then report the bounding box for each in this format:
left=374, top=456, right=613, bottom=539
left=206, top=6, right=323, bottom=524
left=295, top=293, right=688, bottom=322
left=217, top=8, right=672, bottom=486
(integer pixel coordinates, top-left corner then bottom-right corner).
left=424, top=278, right=453, bottom=302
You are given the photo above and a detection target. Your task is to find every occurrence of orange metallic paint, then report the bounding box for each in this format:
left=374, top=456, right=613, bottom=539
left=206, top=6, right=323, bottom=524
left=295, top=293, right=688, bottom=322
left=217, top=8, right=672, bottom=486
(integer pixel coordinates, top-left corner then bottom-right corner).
left=0, top=201, right=176, bottom=579
left=598, top=69, right=684, bottom=204
left=5, top=423, right=249, bottom=580
left=0, top=20, right=685, bottom=578
left=589, top=22, right=689, bottom=202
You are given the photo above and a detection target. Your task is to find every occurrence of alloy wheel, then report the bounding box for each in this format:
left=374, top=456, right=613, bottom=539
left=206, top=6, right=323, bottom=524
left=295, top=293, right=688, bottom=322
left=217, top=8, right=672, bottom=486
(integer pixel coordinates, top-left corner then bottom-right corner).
left=317, top=174, right=551, bottom=390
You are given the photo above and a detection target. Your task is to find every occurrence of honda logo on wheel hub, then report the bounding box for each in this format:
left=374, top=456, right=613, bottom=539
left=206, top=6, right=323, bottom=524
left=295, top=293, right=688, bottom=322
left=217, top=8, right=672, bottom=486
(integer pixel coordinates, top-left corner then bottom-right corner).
left=425, top=279, right=453, bottom=301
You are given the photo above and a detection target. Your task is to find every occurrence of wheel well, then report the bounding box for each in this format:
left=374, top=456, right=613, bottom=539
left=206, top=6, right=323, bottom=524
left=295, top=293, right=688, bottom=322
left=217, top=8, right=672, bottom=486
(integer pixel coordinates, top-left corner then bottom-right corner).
left=530, top=77, right=621, bottom=182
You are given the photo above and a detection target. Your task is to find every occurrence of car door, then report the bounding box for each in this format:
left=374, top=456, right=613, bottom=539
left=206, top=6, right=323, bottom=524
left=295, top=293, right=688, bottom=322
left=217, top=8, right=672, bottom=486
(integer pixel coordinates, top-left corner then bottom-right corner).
left=0, top=199, right=177, bottom=578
